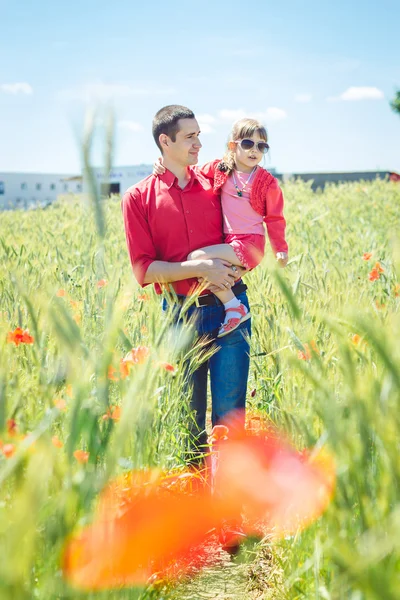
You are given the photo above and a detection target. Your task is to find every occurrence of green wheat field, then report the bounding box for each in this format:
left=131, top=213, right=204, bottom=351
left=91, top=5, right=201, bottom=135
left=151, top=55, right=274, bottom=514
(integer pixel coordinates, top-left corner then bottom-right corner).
left=0, top=177, right=399, bottom=600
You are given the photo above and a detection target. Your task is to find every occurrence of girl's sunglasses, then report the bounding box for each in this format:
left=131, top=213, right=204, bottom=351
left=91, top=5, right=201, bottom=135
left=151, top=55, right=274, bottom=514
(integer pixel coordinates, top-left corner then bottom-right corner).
left=234, top=139, right=270, bottom=154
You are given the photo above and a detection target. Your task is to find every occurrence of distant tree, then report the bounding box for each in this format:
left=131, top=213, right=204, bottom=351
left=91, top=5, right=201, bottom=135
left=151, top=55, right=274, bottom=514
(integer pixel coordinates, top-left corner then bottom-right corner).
left=390, top=91, right=400, bottom=116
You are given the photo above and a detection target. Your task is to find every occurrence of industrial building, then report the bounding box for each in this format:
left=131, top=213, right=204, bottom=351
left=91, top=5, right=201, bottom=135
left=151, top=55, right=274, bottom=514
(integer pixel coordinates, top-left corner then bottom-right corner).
left=0, top=172, right=82, bottom=210
left=0, top=167, right=397, bottom=211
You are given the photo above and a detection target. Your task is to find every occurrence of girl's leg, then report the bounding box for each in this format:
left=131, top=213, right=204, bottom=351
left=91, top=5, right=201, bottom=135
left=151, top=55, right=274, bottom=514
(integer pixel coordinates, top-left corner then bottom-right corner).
left=188, top=244, right=243, bottom=266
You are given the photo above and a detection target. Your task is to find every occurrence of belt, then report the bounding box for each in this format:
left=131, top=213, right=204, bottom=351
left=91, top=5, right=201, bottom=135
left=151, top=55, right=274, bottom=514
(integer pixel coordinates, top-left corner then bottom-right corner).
left=175, top=283, right=248, bottom=308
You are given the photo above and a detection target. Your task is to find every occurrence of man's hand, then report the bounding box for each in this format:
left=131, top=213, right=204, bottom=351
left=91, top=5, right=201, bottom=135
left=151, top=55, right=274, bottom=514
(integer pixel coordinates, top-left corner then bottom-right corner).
left=276, top=252, right=288, bottom=268
left=197, top=259, right=237, bottom=291
left=153, top=158, right=165, bottom=176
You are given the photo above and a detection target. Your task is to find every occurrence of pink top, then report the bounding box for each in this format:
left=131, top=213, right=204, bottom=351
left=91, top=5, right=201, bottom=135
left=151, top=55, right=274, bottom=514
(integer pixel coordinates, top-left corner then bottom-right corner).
left=221, top=170, right=265, bottom=236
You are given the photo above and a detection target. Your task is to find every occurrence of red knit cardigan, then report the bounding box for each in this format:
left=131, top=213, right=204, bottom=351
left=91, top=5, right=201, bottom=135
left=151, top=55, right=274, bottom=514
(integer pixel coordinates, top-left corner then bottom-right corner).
left=199, top=159, right=288, bottom=254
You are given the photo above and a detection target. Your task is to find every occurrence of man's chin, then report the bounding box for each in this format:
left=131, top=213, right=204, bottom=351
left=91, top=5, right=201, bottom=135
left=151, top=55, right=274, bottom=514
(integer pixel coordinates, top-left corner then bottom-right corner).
left=188, top=153, right=199, bottom=164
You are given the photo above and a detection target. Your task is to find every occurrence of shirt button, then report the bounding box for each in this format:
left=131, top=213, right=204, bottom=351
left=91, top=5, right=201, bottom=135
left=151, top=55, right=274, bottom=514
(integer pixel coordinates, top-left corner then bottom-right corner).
left=186, top=210, right=190, bottom=214
left=190, top=229, right=193, bottom=233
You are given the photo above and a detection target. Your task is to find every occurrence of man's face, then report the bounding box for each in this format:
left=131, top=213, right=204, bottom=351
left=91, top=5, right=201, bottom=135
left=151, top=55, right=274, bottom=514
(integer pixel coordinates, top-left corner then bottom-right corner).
left=165, top=118, right=202, bottom=166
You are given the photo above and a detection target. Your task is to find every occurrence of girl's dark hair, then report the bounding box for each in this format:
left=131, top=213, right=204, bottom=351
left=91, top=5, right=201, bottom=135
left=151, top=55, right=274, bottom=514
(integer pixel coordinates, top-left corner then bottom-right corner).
left=219, top=118, right=268, bottom=175
left=152, top=105, right=195, bottom=152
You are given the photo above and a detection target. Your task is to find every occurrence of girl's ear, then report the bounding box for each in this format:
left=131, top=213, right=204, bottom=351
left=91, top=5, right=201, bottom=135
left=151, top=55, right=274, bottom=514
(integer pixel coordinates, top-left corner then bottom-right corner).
left=228, top=141, right=236, bottom=151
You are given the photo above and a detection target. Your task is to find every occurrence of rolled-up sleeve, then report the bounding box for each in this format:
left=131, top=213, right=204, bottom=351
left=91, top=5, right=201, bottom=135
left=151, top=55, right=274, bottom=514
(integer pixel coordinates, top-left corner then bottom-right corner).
left=121, top=189, right=156, bottom=287
left=264, top=179, right=288, bottom=254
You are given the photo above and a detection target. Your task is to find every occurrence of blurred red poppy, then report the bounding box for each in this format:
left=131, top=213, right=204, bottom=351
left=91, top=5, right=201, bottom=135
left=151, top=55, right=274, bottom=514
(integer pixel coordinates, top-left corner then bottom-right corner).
left=74, top=450, right=89, bottom=463
left=2, top=443, right=16, bottom=458
left=368, top=268, right=380, bottom=282
left=97, top=279, right=108, bottom=289
left=107, top=365, right=118, bottom=381
left=159, top=362, right=175, bottom=372
left=7, top=328, right=34, bottom=346
left=62, top=415, right=335, bottom=590
left=7, top=419, right=18, bottom=436
left=210, top=415, right=335, bottom=537
left=62, top=469, right=226, bottom=590
left=120, top=347, right=150, bottom=379
left=52, top=436, right=64, bottom=448
left=102, top=406, right=121, bottom=422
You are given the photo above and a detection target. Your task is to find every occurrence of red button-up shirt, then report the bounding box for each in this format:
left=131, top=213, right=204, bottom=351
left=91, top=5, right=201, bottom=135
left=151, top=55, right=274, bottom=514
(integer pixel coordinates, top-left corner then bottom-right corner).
left=121, top=168, right=223, bottom=295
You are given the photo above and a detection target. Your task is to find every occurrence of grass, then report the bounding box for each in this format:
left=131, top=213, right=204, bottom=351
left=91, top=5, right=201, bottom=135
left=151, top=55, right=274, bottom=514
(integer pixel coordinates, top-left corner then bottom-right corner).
left=0, top=177, right=399, bottom=599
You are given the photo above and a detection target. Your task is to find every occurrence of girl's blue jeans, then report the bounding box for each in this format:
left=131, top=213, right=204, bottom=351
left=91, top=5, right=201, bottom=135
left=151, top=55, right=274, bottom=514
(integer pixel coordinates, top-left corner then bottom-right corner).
left=162, top=291, right=251, bottom=453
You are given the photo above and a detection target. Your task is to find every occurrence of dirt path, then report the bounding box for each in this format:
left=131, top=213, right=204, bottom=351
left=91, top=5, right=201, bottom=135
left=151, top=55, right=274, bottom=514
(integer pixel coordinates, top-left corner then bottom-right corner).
left=166, top=534, right=283, bottom=600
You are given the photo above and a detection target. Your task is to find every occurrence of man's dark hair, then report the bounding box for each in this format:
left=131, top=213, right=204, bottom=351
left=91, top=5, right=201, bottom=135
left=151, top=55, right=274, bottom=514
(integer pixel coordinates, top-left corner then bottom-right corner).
left=152, top=105, right=195, bottom=152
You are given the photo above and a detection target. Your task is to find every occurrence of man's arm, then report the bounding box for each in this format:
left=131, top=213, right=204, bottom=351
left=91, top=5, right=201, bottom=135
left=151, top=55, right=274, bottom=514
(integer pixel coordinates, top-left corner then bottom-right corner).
left=144, top=258, right=236, bottom=289
left=122, top=189, right=236, bottom=290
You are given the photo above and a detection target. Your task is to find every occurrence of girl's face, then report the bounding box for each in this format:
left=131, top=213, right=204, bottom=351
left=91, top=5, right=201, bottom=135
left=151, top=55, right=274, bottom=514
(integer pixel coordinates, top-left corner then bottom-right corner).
left=230, top=133, right=268, bottom=173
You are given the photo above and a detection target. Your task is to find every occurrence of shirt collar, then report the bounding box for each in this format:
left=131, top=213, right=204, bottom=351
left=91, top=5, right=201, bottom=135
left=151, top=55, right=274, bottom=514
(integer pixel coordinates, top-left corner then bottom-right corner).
left=159, top=167, right=200, bottom=190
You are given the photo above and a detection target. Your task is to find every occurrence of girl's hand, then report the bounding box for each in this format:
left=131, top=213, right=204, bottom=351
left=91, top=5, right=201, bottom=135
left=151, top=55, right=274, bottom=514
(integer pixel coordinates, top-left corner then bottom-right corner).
left=276, top=252, right=288, bottom=267
left=153, top=158, right=166, bottom=176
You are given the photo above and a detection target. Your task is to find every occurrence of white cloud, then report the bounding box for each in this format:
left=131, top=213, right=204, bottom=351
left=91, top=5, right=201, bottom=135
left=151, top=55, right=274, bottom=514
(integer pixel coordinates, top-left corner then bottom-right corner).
left=0, top=82, right=33, bottom=95
left=197, top=113, right=216, bottom=133
left=118, top=120, right=143, bottom=132
left=218, top=109, right=247, bottom=122
left=328, top=86, right=384, bottom=102
left=295, top=93, right=312, bottom=103
left=260, top=107, right=287, bottom=121
left=218, top=107, right=287, bottom=123
left=198, top=123, right=214, bottom=134
left=196, top=113, right=216, bottom=124
left=59, top=81, right=176, bottom=102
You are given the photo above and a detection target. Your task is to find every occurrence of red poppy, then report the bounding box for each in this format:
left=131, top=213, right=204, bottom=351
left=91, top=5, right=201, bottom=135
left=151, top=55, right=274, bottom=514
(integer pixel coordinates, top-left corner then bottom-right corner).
left=2, top=443, right=16, bottom=458
left=52, top=436, right=64, bottom=448
left=54, top=398, right=67, bottom=411
left=7, top=328, right=34, bottom=346
left=7, top=419, right=18, bottom=436
left=62, top=416, right=335, bottom=590
left=62, top=469, right=226, bottom=590
left=368, top=268, right=380, bottom=282
left=210, top=419, right=335, bottom=537
left=102, top=406, right=121, bottom=422
left=97, top=279, right=108, bottom=289
left=73, top=450, right=89, bottom=463
left=120, top=347, right=150, bottom=379
left=159, top=362, right=175, bottom=372
left=107, top=365, right=118, bottom=381
left=351, top=334, right=361, bottom=345
left=298, top=344, right=311, bottom=360
left=362, top=253, right=372, bottom=261
left=374, top=262, right=384, bottom=274
left=56, top=289, right=67, bottom=297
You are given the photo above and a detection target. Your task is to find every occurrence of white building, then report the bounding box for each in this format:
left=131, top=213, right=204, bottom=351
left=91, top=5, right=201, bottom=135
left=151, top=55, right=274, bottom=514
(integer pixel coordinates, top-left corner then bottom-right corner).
left=0, top=172, right=82, bottom=210
left=84, top=164, right=153, bottom=197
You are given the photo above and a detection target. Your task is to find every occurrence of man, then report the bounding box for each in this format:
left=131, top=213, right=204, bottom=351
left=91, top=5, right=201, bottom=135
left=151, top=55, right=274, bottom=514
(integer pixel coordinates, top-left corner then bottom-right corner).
left=121, top=105, right=251, bottom=455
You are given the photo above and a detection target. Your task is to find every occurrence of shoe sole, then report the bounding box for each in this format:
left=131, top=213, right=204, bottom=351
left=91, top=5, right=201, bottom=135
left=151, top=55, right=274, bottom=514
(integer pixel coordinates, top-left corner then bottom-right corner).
left=217, top=312, right=251, bottom=338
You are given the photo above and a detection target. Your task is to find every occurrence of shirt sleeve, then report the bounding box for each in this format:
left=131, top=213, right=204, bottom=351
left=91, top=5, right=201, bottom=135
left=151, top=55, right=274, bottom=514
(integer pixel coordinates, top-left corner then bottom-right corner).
left=196, top=158, right=221, bottom=182
left=121, top=188, right=156, bottom=287
left=264, top=179, right=288, bottom=255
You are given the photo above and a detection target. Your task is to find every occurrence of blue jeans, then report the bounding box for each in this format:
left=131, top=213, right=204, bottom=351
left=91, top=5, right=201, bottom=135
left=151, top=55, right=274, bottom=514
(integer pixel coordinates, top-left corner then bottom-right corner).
left=162, top=291, right=251, bottom=452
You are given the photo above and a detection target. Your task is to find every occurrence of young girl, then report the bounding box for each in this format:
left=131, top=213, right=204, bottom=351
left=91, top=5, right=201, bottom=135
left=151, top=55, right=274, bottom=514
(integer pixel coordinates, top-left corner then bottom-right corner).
left=155, top=118, right=288, bottom=337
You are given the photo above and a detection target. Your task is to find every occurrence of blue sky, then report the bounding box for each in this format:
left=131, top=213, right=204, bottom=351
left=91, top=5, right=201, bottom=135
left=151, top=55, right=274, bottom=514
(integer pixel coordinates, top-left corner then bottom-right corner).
left=1, top=0, right=399, bottom=174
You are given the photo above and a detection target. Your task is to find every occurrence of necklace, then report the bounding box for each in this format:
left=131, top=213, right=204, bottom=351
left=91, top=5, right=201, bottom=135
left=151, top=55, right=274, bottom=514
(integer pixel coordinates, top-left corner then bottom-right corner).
left=232, top=167, right=257, bottom=197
